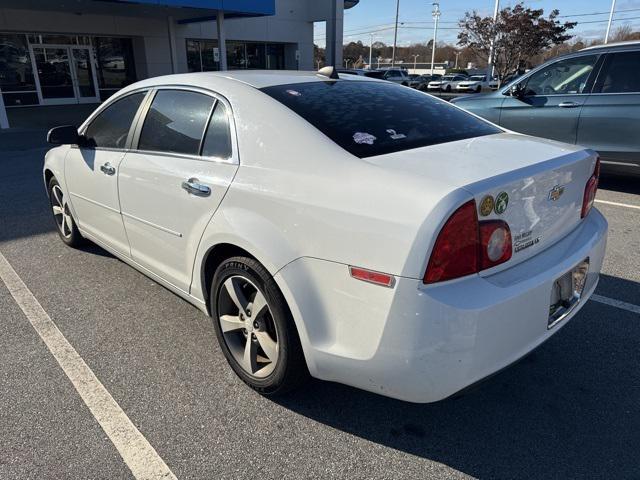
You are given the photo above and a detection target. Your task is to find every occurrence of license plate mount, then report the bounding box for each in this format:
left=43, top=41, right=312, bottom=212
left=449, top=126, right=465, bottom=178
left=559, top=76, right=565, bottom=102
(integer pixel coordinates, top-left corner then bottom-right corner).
left=548, top=258, right=589, bottom=329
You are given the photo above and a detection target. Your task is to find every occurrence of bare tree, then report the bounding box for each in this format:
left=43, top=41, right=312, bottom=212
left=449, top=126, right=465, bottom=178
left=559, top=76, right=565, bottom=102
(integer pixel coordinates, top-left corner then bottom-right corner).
left=458, top=3, right=576, bottom=85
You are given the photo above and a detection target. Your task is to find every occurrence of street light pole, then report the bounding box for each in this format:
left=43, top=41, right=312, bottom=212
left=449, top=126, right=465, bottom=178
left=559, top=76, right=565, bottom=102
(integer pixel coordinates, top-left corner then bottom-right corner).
left=430, top=2, right=440, bottom=76
left=487, top=0, right=500, bottom=82
left=391, top=0, right=400, bottom=67
left=369, top=33, right=375, bottom=69
left=605, top=0, right=617, bottom=44
left=454, top=51, right=460, bottom=69
left=412, top=54, right=420, bottom=73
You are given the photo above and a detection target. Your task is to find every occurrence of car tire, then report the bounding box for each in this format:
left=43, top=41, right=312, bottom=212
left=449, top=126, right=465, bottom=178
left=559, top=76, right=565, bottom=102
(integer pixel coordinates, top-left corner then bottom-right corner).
left=48, top=176, right=84, bottom=248
left=211, top=256, right=308, bottom=396
left=475, top=86, right=481, bottom=93
left=445, top=85, right=451, bottom=92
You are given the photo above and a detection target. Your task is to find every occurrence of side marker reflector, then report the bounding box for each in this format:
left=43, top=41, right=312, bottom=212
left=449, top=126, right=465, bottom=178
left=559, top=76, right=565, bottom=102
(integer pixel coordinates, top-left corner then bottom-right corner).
left=349, top=266, right=395, bottom=288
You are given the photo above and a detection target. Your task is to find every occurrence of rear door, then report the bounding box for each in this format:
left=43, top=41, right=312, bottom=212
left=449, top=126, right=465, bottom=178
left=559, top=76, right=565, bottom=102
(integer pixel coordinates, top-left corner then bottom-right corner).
left=65, top=90, right=148, bottom=256
left=499, top=54, right=601, bottom=144
left=118, top=88, right=239, bottom=293
left=577, top=49, right=640, bottom=175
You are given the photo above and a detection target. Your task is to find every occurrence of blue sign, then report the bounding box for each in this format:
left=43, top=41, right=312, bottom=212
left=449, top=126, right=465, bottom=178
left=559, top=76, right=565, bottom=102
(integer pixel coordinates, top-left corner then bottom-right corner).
left=119, top=0, right=275, bottom=16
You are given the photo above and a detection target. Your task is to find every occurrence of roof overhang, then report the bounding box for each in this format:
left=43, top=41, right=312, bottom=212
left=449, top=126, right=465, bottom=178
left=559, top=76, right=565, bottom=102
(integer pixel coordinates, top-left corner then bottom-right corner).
left=0, top=0, right=275, bottom=21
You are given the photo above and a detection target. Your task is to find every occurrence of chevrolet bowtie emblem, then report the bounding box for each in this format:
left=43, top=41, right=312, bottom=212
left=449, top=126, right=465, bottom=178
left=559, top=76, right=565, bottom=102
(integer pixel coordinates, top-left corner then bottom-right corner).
left=548, top=185, right=565, bottom=201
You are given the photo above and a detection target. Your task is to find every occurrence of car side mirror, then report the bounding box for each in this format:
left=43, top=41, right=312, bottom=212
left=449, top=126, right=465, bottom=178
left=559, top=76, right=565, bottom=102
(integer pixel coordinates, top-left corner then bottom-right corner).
left=47, top=125, right=80, bottom=145
left=508, top=83, right=526, bottom=98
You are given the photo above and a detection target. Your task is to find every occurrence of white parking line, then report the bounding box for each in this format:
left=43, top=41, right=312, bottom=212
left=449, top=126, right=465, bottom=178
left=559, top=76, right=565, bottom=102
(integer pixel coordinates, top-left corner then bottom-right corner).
left=591, top=294, right=640, bottom=315
left=0, top=251, right=177, bottom=480
left=595, top=199, right=640, bottom=211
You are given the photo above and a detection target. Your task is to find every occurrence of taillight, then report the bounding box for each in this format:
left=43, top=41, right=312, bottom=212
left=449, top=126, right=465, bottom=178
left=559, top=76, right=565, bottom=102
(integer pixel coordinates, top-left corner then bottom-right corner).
left=581, top=157, right=600, bottom=218
left=424, top=200, right=479, bottom=284
left=424, top=200, right=512, bottom=284
left=479, top=220, right=512, bottom=270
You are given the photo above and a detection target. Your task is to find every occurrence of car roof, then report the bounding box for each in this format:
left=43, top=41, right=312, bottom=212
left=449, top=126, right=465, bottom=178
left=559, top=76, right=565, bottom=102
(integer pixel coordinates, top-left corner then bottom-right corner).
left=126, top=70, right=379, bottom=90
left=580, top=40, right=640, bottom=51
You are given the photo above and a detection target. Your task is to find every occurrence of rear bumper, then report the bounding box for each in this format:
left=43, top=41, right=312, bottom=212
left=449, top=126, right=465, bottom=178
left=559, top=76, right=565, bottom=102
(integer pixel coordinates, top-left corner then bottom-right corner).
left=275, top=209, right=607, bottom=403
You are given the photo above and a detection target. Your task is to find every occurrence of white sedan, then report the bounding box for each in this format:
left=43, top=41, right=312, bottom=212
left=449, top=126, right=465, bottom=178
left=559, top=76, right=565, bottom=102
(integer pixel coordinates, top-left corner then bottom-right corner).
left=427, top=73, right=468, bottom=92
left=456, top=74, right=490, bottom=93
left=44, top=69, right=607, bottom=403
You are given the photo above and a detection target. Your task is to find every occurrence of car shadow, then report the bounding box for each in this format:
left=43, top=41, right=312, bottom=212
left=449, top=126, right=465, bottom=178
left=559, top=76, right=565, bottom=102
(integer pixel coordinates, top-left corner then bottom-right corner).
left=272, top=273, right=640, bottom=479
left=599, top=174, right=640, bottom=195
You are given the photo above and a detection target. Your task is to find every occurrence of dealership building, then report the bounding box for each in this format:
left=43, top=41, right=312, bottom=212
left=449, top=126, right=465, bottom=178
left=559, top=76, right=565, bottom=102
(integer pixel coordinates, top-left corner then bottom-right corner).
left=0, top=0, right=355, bottom=126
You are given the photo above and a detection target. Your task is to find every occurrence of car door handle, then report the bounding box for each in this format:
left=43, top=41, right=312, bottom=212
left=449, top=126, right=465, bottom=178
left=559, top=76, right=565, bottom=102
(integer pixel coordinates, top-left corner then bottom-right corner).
left=181, top=178, right=211, bottom=197
left=558, top=101, right=580, bottom=108
left=100, top=162, right=116, bottom=176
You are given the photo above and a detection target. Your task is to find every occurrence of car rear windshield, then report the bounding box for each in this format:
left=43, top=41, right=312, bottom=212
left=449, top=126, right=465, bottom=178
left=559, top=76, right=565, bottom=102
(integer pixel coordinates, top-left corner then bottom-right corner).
left=260, top=80, right=501, bottom=158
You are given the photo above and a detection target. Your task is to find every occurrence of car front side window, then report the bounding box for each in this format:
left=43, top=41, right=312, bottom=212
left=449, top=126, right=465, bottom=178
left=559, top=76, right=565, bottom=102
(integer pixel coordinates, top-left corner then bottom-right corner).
left=84, top=92, right=146, bottom=149
left=524, top=55, right=599, bottom=96
left=137, top=89, right=215, bottom=156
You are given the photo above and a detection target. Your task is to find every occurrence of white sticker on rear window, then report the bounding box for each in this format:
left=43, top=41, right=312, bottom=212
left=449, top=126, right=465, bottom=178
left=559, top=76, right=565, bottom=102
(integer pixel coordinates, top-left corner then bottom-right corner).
left=286, top=89, right=302, bottom=97
left=353, top=132, right=376, bottom=145
left=386, top=129, right=406, bottom=140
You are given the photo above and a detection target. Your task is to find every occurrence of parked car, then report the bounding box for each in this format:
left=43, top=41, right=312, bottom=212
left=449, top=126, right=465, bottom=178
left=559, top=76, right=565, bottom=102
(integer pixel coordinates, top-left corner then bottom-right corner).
left=428, top=73, right=468, bottom=92
left=380, top=68, right=411, bottom=85
left=456, top=74, right=490, bottom=93
left=488, top=72, right=522, bottom=90
left=408, top=73, right=441, bottom=90
left=44, top=69, right=607, bottom=403
left=451, top=41, right=640, bottom=177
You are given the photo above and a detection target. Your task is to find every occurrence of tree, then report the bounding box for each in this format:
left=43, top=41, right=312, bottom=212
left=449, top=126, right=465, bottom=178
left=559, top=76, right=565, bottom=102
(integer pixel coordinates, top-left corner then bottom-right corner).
left=458, top=3, right=576, bottom=85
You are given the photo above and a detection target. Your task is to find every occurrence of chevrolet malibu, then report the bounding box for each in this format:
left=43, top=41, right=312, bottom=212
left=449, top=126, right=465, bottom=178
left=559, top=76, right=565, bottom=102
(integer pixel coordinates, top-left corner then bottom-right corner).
left=43, top=69, right=607, bottom=403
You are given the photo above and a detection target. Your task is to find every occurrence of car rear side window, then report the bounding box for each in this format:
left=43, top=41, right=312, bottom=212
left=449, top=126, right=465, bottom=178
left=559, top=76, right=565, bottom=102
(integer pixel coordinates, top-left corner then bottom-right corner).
left=201, top=102, right=232, bottom=159
left=138, top=90, right=214, bottom=155
left=598, top=51, right=640, bottom=94
left=261, top=80, right=501, bottom=158
left=85, top=92, right=145, bottom=149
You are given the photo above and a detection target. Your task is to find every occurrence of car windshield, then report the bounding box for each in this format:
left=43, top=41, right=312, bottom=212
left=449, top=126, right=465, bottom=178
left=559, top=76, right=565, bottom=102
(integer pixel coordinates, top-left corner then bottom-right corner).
left=260, top=80, right=501, bottom=158
left=442, top=75, right=456, bottom=80
left=469, top=75, right=486, bottom=81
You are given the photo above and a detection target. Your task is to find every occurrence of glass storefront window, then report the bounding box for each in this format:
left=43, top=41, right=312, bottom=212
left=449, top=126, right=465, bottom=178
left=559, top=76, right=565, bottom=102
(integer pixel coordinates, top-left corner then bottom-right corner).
left=187, top=39, right=285, bottom=72
left=93, top=37, right=137, bottom=99
left=186, top=39, right=220, bottom=72
left=0, top=33, right=37, bottom=106
left=246, top=43, right=266, bottom=69
left=26, top=34, right=91, bottom=45
left=266, top=44, right=285, bottom=70
left=226, top=42, right=246, bottom=70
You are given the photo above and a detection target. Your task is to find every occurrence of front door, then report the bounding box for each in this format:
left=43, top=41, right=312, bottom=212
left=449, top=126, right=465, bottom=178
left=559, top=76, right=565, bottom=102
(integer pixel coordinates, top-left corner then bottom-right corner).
left=65, top=91, right=148, bottom=257
left=31, top=45, right=100, bottom=105
left=118, top=89, right=239, bottom=293
left=499, top=54, right=600, bottom=145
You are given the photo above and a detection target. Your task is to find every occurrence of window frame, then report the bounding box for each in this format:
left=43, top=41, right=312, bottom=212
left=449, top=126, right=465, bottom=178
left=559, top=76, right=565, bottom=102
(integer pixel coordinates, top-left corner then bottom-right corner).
left=591, top=49, right=640, bottom=95
left=77, top=88, right=150, bottom=152
left=500, top=53, right=605, bottom=98
left=130, top=86, right=239, bottom=165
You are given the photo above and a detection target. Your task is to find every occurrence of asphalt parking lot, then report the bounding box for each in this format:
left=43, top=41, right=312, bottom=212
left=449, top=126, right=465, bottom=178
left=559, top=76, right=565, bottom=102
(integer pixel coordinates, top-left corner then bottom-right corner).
left=1, top=130, right=639, bottom=480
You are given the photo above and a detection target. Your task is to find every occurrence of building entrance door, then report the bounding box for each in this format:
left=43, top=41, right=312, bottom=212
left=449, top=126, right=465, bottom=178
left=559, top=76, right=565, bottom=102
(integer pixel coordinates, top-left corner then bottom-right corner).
left=30, top=45, right=100, bottom=105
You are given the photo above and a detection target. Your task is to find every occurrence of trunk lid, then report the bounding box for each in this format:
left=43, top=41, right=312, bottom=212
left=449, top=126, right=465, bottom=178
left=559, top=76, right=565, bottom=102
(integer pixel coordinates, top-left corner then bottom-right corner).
left=366, top=133, right=598, bottom=273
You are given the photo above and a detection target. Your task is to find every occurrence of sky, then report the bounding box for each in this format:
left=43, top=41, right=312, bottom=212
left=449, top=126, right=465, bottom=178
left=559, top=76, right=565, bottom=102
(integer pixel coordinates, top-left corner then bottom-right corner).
left=314, top=0, right=640, bottom=48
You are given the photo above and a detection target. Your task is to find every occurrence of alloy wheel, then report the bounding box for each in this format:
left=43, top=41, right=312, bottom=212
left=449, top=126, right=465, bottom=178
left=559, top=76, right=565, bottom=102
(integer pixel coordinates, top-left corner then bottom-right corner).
left=51, top=185, right=73, bottom=238
left=217, top=275, right=279, bottom=378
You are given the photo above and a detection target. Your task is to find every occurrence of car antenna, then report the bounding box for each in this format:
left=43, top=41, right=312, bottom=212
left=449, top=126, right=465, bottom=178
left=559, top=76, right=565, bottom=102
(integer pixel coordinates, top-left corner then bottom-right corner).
left=317, top=66, right=340, bottom=80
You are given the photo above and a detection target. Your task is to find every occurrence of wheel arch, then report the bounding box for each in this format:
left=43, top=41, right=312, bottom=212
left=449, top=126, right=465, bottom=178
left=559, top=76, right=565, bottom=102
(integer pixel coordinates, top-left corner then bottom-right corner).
left=200, top=242, right=257, bottom=316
